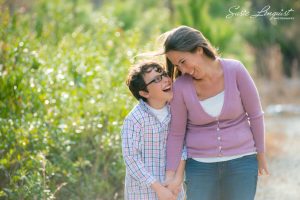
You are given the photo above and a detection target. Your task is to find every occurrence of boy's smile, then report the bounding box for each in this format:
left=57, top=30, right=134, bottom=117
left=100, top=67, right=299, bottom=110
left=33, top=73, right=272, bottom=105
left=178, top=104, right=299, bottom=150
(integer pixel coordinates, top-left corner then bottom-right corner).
left=162, top=84, right=171, bottom=93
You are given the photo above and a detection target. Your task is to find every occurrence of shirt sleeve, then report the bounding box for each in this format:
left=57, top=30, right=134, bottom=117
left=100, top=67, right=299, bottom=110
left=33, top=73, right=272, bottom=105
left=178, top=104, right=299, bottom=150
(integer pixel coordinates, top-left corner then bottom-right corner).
left=236, top=62, right=265, bottom=153
left=121, top=118, right=157, bottom=187
left=180, top=139, right=188, bottom=161
left=166, top=81, right=188, bottom=170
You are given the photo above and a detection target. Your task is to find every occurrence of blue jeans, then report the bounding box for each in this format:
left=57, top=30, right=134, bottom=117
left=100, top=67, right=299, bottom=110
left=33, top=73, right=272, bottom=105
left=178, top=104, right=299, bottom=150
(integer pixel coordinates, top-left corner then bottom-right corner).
left=184, top=155, right=258, bottom=200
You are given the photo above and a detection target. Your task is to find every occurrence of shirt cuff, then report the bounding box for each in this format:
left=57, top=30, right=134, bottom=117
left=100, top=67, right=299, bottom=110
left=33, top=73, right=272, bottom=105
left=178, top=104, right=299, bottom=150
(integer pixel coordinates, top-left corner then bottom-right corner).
left=145, top=175, right=157, bottom=187
left=181, top=153, right=187, bottom=160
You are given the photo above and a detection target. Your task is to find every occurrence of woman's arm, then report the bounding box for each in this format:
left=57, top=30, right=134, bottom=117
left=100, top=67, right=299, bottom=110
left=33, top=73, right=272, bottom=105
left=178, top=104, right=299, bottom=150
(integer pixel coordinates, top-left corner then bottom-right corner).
left=236, top=62, right=264, bottom=152
left=236, top=62, right=269, bottom=176
left=166, top=81, right=188, bottom=171
left=164, top=141, right=187, bottom=185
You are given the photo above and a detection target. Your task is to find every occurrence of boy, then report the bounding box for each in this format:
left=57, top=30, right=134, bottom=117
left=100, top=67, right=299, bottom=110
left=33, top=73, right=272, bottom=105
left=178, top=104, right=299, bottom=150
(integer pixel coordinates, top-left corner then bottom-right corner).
left=121, top=61, right=187, bottom=200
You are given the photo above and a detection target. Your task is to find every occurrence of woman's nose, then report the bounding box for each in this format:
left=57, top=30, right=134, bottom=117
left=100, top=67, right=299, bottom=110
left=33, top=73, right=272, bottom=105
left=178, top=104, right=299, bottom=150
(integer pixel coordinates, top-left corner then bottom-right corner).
left=180, top=67, right=187, bottom=74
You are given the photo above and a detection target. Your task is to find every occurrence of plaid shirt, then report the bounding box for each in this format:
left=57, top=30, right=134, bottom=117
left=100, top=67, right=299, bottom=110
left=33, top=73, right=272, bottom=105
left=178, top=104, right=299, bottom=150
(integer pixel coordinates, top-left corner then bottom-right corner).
left=121, top=99, right=187, bottom=200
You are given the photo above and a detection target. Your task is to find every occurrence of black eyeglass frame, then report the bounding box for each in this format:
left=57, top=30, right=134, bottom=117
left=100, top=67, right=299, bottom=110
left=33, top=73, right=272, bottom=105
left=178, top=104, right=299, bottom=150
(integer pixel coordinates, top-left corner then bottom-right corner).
left=144, top=71, right=169, bottom=88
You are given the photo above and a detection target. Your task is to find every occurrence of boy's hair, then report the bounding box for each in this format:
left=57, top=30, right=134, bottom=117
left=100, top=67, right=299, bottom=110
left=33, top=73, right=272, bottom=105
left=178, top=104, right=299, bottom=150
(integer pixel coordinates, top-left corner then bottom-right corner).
left=126, top=61, right=164, bottom=102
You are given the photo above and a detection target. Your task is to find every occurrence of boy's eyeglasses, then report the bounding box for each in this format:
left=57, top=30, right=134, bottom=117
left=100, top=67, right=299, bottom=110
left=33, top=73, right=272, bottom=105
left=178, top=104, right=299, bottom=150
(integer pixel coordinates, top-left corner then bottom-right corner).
left=144, top=71, right=169, bottom=87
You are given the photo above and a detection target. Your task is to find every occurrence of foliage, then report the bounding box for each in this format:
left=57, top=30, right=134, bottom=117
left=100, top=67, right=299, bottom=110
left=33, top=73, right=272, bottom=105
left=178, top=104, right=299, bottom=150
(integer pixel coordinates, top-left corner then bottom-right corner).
left=103, top=0, right=172, bottom=40
left=244, top=0, right=300, bottom=77
left=0, top=1, right=144, bottom=199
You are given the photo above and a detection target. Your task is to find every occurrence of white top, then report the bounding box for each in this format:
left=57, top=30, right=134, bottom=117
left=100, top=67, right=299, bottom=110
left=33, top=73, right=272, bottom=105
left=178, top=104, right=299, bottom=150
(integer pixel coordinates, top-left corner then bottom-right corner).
left=194, top=90, right=256, bottom=163
left=199, top=90, right=225, bottom=117
left=147, top=104, right=169, bottom=123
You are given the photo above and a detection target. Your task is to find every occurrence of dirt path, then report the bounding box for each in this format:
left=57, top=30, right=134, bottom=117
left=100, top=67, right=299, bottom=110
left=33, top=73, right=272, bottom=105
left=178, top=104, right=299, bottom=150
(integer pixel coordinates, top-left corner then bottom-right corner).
left=256, top=116, right=300, bottom=200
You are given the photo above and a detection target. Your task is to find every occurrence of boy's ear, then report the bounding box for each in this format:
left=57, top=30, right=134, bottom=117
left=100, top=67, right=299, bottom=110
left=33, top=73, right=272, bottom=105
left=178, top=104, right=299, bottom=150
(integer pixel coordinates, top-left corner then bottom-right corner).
left=139, top=90, right=150, bottom=99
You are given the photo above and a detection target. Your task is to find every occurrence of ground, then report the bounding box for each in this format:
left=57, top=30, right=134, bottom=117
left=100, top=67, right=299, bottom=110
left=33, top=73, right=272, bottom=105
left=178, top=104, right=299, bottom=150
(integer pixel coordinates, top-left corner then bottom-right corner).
left=256, top=115, right=300, bottom=200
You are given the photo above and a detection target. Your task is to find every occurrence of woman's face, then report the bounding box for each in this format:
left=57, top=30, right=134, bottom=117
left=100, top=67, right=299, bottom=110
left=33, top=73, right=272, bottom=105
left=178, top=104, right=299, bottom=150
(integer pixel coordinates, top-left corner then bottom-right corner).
left=166, top=47, right=206, bottom=80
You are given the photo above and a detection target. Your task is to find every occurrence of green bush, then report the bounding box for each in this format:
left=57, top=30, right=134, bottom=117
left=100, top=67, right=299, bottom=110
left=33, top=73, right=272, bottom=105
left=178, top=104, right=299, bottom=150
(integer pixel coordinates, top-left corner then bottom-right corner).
left=0, top=2, right=147, bottom=199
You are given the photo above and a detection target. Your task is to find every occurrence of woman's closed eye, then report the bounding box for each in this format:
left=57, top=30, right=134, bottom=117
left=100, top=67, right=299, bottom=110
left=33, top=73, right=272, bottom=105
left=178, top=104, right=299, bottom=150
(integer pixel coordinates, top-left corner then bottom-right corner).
left=174, top=60, right=185, bottom=68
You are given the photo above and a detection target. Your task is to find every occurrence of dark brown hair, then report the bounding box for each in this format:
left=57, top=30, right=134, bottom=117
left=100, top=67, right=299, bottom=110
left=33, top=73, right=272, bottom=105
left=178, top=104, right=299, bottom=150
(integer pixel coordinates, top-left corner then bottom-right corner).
left=126, top=61, right=164, bottom=102
left=146, top=26, right=219, bottom=81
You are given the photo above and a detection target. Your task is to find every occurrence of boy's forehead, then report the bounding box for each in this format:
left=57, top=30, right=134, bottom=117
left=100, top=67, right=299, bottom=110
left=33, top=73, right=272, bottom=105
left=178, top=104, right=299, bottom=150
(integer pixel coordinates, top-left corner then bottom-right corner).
left=143, top=68, right=162, bottom=80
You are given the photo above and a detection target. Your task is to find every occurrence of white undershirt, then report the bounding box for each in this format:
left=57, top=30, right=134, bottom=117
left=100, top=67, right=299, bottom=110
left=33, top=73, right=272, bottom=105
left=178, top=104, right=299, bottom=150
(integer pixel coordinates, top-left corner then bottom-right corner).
left=148, top=104, right=169, bottom=123
left=193, top=90, right=256, bottom=163
left=199, top=90, right=225, bottom=117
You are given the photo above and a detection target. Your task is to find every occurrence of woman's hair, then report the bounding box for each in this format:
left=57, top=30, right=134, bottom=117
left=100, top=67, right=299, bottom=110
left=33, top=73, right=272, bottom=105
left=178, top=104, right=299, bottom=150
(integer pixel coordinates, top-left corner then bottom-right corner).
left=136, top=26, right=219, bottom=81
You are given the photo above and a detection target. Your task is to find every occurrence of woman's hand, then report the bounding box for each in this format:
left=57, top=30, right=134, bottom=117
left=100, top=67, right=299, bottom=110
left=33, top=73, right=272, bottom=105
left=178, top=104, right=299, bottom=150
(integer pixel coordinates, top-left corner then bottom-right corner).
left=164, top=170, right=176, bottom=183
left=162, top=177, right=182, bottom=193
left=256, top=153, right=269, bottom=176
left=163, top=170, right=179, bottom=194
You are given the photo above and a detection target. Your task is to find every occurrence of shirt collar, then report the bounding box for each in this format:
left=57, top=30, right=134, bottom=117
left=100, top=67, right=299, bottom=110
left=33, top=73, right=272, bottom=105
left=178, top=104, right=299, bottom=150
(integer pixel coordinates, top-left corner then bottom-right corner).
left=139, top=99, right=170, bottom=114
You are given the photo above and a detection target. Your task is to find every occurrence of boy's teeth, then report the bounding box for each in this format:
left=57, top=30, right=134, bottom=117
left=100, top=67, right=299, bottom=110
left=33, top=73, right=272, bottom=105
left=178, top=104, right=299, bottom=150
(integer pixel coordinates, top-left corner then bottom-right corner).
left=163, top=85, right=171, bottom=91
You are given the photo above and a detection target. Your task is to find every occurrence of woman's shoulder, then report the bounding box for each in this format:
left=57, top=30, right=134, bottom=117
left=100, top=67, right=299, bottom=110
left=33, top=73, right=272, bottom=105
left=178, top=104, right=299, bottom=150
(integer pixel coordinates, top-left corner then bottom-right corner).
left=220, top=58, right=244, bottom=72
left=173, top=74, right=192, bottom=89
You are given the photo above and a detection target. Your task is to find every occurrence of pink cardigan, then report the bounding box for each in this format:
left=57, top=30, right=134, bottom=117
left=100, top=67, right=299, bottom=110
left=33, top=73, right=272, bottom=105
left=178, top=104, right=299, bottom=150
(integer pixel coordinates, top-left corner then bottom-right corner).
left=166, top=58, right=265, bottom=170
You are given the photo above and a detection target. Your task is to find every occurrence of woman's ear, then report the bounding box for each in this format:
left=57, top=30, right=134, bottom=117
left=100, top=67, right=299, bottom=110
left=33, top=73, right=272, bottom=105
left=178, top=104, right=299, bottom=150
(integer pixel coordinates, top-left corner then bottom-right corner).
left=139, top=90, right=150, bottom=99
left=197, top=47, right=203, bottom=55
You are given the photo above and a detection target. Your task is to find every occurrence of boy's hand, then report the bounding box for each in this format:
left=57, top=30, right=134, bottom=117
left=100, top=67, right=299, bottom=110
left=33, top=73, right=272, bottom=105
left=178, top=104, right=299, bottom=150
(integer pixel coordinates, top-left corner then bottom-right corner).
left=151, top=181, right=176, bottom=200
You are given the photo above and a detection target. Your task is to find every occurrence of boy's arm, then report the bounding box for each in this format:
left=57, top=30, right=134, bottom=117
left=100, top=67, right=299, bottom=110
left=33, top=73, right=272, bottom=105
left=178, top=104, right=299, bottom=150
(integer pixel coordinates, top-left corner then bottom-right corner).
left=121, top=118, right=156, bottom=188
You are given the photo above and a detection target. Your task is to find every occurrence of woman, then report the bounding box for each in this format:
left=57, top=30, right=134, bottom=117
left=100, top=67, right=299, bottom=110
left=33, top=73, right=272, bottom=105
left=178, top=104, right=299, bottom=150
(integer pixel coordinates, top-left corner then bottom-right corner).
left=158, top=26, right=269, bottom=200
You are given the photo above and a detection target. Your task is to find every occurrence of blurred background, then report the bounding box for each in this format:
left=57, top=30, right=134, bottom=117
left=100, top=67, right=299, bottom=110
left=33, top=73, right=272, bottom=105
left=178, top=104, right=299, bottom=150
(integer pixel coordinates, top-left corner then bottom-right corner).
left=0, top=0, right=299, bottom=199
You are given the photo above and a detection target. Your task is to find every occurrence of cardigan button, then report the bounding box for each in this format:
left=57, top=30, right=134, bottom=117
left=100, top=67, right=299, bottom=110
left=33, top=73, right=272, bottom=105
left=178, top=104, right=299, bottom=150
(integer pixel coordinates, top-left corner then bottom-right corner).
left=218, top=137, right=221, bottom=140
left=219, top=146, right=221, bottom=149
left=217, top=128, right=220, bottom=131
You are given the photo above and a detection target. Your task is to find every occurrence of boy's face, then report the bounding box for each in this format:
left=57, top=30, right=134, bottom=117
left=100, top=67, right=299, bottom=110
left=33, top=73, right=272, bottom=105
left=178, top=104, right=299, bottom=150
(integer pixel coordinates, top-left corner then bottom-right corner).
left=141, top=68, right=173, bottom=103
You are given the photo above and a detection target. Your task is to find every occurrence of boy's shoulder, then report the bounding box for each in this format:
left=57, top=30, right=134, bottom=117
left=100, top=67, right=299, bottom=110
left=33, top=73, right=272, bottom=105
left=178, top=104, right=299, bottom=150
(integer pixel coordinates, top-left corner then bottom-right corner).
left=124, top=101, right=148, bottom=128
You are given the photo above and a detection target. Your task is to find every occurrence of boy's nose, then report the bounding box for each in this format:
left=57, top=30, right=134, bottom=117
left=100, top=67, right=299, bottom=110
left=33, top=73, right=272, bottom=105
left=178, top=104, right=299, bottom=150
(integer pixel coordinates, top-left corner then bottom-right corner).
left=162, top=75, right=169, bottom=82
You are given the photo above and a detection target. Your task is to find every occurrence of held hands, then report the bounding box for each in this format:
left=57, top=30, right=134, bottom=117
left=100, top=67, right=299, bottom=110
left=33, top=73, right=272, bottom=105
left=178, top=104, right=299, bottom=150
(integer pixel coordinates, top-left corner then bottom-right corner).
left=155, top=185, right=177, bottom=200
left=256, top=153, right=269, bottom=176
left=151, top=181, right=177, bottom=200
left=162, top=170, right=183, bottom=198
left=162, top=177, right=182, bottom=194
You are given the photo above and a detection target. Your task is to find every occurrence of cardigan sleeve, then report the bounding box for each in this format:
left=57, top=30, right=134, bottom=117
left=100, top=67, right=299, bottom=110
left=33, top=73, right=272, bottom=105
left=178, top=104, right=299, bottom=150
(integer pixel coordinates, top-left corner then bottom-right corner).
left=236, top=62, right=265, bottom=153
left=166, top=81, right=188, bottom=170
